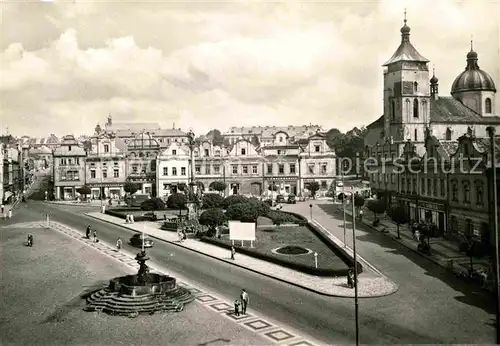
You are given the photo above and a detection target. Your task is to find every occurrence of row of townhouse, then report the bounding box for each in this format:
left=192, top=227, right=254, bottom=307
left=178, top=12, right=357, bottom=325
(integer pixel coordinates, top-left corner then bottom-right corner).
left=52, top=130, right=337, bottom=200
left=366, top=130, right=499, bottom=244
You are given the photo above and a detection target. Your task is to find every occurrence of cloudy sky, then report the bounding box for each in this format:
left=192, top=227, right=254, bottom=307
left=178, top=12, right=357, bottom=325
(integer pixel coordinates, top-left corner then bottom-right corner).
left=1, top=0, right=499, bottom=138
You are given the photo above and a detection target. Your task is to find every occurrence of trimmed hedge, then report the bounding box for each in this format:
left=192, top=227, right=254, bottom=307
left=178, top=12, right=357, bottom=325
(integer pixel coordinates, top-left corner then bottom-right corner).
left=201, top=209, right=362, bottom=276
left=267, top=210, right=305, bottom=225
left=105, top=209, right=153, bottom=222
left=201, top=237, right=348, bottom=276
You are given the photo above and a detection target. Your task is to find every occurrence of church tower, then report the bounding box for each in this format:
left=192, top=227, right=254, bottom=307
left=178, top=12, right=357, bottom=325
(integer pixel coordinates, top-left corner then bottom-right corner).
left=382, top=11, right=431, bottom=146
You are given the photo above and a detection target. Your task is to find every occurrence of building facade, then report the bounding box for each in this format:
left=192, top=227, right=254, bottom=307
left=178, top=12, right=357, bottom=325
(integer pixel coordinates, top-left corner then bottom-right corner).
left=52, top=135, right=87, bottom=200
left=1, top=136, right=22, bottom=203
left=364, top=14, right=499, bottom=207
left=85, top=133, right=128, bottom=199
left=156, top=142, right=190, bottom=199
left=126, top=132, right=160, bottom=196
left=95, top=114, right=188, bottom=148
left=157, top=130, right=336, bottom=198
left=223, top=125, right=323, bottom=146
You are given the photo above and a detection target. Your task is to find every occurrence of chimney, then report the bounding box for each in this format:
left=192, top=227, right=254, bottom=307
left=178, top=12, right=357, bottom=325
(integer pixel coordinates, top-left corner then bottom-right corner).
left=173, top=122, right=175, bottom=129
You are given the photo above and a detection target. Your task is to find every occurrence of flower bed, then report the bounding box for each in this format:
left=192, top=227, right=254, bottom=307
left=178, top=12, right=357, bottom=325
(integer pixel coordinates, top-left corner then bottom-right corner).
left=202, top=222, right=351, bottom=276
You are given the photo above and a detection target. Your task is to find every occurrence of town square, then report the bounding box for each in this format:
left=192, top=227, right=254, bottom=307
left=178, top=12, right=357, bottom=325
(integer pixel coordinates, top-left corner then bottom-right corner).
left=1, top=0, right=500, bottom=345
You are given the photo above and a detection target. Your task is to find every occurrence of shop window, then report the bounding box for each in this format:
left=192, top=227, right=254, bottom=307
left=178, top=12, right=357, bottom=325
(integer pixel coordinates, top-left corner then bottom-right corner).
left=465, top=219, right=474, bottom=239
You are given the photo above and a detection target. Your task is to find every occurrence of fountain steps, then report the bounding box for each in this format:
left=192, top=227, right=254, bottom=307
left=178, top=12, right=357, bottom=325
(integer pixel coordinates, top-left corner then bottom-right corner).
left=86, top=287, right=195, bottom=315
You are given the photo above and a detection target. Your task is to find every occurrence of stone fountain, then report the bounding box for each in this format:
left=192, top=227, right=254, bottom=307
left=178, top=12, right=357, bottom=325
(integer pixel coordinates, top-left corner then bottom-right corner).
left=85, top=251, right=194, bottom=316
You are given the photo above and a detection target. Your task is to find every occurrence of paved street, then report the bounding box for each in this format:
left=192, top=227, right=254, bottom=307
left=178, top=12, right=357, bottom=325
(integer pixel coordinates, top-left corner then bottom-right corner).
left=11, top=200, right=495, bottom=344
left=0, top=211, right=271, bottom=346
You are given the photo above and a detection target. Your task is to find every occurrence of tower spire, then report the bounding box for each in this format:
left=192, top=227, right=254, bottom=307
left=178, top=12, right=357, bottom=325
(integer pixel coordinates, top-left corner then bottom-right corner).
left=404, top=8, right=407, bottom=25
left=470, top=34, right=474, bottom=51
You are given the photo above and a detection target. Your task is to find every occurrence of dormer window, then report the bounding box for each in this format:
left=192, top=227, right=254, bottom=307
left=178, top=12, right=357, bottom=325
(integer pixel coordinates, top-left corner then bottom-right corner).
left=172, top=149, right=177, bottom=155
left=104, top=144, right=110, bottom=153
left=279, top=137, right=283, bottom=143
left=68, top=146, right=72, bottom=151
left=241, top=148, right=246, bottom=155
left=204, top=149, right=209, bottom=156
left=215, top=150, right=221, bottom=157
left=314, top=145, right=320, bottom=152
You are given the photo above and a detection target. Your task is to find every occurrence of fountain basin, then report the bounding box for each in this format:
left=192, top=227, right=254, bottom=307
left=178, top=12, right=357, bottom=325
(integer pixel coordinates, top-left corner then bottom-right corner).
left=109, top=274, right=176, bottom=296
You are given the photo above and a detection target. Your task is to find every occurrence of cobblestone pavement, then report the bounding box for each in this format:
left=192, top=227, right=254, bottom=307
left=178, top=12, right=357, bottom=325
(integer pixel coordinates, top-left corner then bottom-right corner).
left=4, top=219, right=327, bottom=346
left=87, top=212, right=399, bottom=298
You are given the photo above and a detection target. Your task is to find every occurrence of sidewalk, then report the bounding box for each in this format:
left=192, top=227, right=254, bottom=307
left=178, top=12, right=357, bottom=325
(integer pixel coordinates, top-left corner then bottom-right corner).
left=86, top=212, right=399, bottom=298
left=342, top=205, right=490, bottom=275
left=46, top=200, right=106, bottom=207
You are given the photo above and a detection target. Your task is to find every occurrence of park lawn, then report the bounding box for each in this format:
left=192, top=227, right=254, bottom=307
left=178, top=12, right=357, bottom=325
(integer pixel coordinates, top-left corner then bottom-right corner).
left=219, top=222, right=347, bottom=271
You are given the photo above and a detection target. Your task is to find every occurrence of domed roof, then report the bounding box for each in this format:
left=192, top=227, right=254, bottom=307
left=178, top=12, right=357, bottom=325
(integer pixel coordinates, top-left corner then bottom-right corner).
left=430, top=69, right=438, bottom=84
left=451, top=48, right=496, bottom=95
left=128, top=132, right=159, bottom=148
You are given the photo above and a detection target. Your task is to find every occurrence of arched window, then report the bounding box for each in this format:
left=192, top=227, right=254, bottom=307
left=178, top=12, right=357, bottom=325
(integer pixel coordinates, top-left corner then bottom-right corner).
left=391, top=100, right=396, bottom=121
left=414, top=81, right=418, bottom=93
left=405, top=99, right=411, bottom=120
left=413, top=99, right=419, bottom=118
left=445, top=128, right=452, bottom=140
left=463, top=181, right=470, bottom=203
left=414, top=129, right=418, bottom=141
left=485, top=98, right=492, bottom=113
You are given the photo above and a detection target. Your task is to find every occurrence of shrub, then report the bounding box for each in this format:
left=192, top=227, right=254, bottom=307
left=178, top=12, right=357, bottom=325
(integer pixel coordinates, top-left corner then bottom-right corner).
left=222, top=195, right=249, bottom=209
left=246, top=197, right=270, bottom=217
left=167, top=193, right=187, bottom=210
left=226, top=202, right=260, bottom=222
left=124, top=181, right=139, bottom=195
left=199, top=208, right=226, bottom=235
left=387, top=204, right=408, bottom=239
left=202, top=193, right=224, bottom=209
left=367, top=199, right=386, bottom=217
left=210, top=181, right=226, bottom=193
left=307, top=181, right=320, bottom=198
left=354, top=194, right=365, bottom=208
left=140, top=197, right=166, bottom=211
left=267, top=210, right=301, bottom=225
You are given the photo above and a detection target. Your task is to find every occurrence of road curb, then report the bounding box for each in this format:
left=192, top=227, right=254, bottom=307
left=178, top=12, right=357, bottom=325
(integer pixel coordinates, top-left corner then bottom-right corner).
left=339, top=209, right=468, bottom=276
left=44, top=201, right=102, bottom=207
left=85, top=213, right=398, bottom=299
left=310, top=219, right=389, bottom=280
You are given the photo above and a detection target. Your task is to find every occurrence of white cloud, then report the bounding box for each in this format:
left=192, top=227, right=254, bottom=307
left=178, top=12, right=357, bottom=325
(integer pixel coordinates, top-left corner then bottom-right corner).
left=1, top=0, right=499, bottom=137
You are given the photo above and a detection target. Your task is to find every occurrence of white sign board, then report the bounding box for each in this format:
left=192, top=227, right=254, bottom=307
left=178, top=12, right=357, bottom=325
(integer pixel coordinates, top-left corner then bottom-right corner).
left=229, top=221, right=256, bottom=241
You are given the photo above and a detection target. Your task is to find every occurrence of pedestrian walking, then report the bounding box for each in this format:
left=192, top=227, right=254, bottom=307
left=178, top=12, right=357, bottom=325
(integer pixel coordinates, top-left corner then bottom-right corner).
left=116, top=237, right=122, bottom=251
left=230, top=246, right=236, bottom=260
left=8, top=209, right=12, bottom=219
left=1, top=204, right=4, bottom=214
left=27, top=233, right=33, bottom=247
left=240, top=289, right=249, bottom=314
left=359, top=209, right=363, bottom=221
left=93, top=230, right=97, bottom=243
left=234, top=299, right=241, bottom=316
left=86, top=225, right=91, bottom=239
left=347, top=268, right=355, bottom=289
left=414, top=229, right=421, bottom=243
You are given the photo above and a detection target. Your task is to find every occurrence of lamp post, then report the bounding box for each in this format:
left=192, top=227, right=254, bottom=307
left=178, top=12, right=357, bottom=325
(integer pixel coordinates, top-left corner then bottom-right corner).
left=309, top=204, right=313, bottom=220
left=351, top=192, right=360, bottom=346
left=342, top=164, right=347, bottom=247
left=187, top=129, right=198, bottom=218
left=487, top=126, right=500, bottom=344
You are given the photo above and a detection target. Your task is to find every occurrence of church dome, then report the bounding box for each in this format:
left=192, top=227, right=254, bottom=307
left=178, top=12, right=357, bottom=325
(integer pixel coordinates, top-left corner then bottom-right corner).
left=451, top=48, right=496, bottom=95
left=430, top=74, right=438, bottom=84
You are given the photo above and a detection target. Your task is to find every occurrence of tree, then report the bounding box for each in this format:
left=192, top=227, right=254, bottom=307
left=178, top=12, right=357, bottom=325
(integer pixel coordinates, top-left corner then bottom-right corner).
left=211, top=181, right=226, bottom=194
left=251, top=135, right=260, bottom=147
left=199, top=208, right=226, bottom=237
left=268, top=183, right=278, bottom=192
left=167, top=193, right=187, bottom=211
left=222, top=195, right=249, bottom=209
left=76, top=185, right=91, bottom=200
left=141, top=197, right=166, bottom=211
left=124, top=181, right=139, bottom=195
left=202, top=193, right=224, bottom=209
left=247, top=197, right=270, bottom=217
left=366, top=199, right=386, bottom=226
left=226, top=203, right=260, bottom=222
left=307, top=181, right=320, bottom=199
left=206, top=129, right=224, bottom=147
left=387, top=204, right=409, bottom=239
